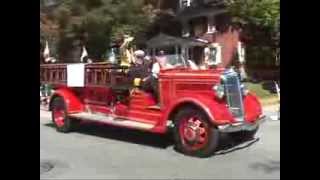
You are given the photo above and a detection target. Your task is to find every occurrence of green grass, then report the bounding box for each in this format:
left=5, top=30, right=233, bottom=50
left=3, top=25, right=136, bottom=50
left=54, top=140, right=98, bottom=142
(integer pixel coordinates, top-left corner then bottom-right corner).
left=244, top=82, right=278, bottom=99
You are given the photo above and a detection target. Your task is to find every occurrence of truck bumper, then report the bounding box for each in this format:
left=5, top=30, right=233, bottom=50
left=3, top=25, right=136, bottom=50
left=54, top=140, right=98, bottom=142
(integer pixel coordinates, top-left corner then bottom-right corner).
left=217, top=114, right=266, bottom=133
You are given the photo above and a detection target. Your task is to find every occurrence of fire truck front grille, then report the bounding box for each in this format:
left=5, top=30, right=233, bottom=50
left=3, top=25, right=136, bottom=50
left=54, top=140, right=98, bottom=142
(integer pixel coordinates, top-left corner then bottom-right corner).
left=224, top=72, right=244, bottom=121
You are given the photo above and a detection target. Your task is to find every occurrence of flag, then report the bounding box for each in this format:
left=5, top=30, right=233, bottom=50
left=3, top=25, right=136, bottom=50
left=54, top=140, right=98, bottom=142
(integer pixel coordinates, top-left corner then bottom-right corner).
left=43, top=41, right=50, bottom=58
left=80, top=46, right=88, bottom=62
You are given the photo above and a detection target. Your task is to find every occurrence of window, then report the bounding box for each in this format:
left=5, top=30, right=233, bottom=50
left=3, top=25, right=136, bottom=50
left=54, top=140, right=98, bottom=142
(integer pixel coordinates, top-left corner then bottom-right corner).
left=156, top=53, right=186, bottom=66
left=207, top=16, right=217, bottom=34
left=181, top=0, right=192, bottom=8
left=204, top=43, right=222, bottom=65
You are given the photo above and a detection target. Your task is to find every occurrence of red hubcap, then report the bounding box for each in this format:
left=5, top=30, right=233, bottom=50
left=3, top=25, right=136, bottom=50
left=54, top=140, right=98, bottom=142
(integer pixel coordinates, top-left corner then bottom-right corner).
left=179, top=116, right=209, bottom=151
left=53, top=109, right=65, bottom=127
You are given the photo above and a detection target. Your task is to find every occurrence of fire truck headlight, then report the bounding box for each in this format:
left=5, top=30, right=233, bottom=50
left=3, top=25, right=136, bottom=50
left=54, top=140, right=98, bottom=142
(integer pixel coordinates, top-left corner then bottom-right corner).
left=220, top=75, right=226, bottom=82
left=213, top=84, right=225, bottom=99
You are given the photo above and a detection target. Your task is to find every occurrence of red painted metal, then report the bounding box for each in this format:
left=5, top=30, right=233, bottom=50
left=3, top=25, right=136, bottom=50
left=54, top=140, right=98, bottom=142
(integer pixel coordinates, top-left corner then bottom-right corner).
left=159, top=68, right=235, bottom=128
left=53, top=108, right=65, bottom=127
left=161, top=95, right=234, bottom=129
left=51, top=87, right=85, bottom=113
left=243, top=92, right=263, bottom=123
left=179, top=116, right=209, bottom=151
left=41, top=63, right=263, bottom=135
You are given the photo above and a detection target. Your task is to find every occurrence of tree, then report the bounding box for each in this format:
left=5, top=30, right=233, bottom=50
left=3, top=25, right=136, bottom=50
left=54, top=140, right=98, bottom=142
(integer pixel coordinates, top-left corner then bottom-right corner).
left=40, top=0, right=157, bottom=61
left=226, top=0, right=280, bottom=67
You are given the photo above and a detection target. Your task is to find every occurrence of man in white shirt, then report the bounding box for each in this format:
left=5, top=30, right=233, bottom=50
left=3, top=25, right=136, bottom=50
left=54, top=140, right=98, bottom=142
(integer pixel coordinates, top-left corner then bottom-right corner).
left=151, top=50, right=176, bottom=77
left=141, top=51, right=177, bottom=104
left=147, top=51, right=174, bottom=104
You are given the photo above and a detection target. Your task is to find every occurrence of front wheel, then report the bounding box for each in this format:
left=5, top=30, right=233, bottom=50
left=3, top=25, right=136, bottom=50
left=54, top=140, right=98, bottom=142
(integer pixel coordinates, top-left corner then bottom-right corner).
left=173, top=107, right=219, bottom=157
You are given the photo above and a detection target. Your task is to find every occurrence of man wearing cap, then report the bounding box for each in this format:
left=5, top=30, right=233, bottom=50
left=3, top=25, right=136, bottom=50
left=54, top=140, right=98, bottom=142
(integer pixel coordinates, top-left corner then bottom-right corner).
left=127, top=50, right=149, bottom=88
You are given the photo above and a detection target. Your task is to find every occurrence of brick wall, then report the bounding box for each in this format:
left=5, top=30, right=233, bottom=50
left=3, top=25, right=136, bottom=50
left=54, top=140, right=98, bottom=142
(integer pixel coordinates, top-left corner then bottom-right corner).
left=198, top=26, right=241, bottom=68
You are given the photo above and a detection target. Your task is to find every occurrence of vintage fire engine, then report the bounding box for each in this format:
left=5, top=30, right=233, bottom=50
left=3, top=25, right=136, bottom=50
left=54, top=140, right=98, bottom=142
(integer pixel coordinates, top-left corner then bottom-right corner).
left=40, top=62, right=265, bottom=157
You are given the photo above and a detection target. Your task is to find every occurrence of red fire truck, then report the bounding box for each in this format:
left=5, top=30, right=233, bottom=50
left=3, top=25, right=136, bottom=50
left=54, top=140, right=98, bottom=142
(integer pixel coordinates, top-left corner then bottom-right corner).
left=40, top=62, right=265, bottom=157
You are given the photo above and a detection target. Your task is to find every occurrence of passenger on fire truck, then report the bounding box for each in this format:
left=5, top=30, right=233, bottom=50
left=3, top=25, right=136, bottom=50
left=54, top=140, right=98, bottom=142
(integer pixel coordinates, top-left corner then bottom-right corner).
left=127, top=50, right=179, bottom=104
left=127, top=50, right=149, bottom=88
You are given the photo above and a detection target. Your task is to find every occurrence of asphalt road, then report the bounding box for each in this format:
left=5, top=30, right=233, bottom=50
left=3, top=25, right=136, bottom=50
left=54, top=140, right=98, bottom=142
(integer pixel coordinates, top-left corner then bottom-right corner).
left=40, top=110, right=280, bottom=179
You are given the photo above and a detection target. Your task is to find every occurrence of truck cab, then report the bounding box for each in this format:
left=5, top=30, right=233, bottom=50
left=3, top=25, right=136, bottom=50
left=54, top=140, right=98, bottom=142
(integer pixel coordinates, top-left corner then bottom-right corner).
left=41, top=62, right=264, bottom=157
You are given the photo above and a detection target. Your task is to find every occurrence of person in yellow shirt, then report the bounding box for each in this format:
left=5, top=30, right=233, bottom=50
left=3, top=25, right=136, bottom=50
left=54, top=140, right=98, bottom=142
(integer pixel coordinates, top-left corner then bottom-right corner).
left=120, top=35, right=134, bottom=67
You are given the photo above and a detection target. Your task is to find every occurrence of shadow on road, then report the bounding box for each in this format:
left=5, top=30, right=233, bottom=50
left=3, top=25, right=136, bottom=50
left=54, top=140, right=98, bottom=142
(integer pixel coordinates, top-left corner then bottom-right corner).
left=214, top=133, right=259, bottom=155
left=249, top=160, right=280, bottom=173
left=44, top=122, right=259, bottom=156
left=44, top=122, right=174, bottom=149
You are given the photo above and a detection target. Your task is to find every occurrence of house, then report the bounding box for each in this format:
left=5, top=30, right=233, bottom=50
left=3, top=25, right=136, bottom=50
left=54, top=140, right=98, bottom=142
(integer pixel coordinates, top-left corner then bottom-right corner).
left=146, top=0, right=246, bottom=69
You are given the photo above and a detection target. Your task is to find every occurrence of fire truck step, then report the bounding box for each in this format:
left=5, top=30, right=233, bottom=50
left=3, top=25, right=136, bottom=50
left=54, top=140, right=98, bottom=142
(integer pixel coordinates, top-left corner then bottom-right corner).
left=69, top=112, right=155, bottom=130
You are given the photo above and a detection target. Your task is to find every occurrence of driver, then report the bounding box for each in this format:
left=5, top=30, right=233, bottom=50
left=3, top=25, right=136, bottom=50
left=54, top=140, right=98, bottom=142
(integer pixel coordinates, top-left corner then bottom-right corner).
left=143, top=50, right=174, bottom=104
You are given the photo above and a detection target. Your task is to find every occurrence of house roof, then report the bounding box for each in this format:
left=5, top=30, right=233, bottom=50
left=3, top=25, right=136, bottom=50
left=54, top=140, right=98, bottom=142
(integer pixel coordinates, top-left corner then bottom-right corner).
left=176, top=6, right=227, bottom=20
left=146, top=33, right=208, bottom=48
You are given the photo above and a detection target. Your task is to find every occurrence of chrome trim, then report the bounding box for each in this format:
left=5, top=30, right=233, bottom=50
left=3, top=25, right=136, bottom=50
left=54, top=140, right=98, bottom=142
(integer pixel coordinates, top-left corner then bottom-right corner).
left=223, top=69, right=245, bottom=122
left=217, top=115, right=266, bottom=133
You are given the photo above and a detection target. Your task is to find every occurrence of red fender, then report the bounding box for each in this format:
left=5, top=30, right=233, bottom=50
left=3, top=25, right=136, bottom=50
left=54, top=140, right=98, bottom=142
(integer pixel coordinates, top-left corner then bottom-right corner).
left=50, top=88, right=85, bottom=113
left=161, top=94, right=235, bottom=127
left=243, top=92, right=263, bottom=122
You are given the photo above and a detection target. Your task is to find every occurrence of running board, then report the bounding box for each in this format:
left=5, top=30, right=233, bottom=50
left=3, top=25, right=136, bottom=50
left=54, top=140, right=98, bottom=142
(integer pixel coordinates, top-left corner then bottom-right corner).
left=146, top=105, right=161, bottom=110
left=69, top=112, right=155, bottom=130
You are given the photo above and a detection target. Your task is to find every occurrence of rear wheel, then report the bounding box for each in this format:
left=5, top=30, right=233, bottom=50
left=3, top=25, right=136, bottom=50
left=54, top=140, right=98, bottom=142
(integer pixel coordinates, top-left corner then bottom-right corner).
left=173, top=107, right=219, bottom=157
left=51, top=97, right=75, bottom=133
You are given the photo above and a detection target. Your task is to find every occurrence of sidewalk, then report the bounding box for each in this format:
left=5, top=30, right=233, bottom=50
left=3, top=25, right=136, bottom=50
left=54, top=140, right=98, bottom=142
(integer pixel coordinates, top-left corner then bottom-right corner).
left=263, top=103, right=280, bottom=121
left=261, top=95, right=280, bottom=110
left=263, top=104, right=279, bottom=112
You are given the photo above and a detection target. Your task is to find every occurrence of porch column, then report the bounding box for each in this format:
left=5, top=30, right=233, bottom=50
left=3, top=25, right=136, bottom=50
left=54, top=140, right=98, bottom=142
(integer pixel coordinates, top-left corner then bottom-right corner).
left=182, top=20, right=190, bottom=37
left=238, top=42, right=245, bottom=64
left=237, top=41, right=247, bottom=80
left=207, top=15, right=216, bottom=34
left=188, top=47, right=192, bottom=61
left=146, top=49, right=150, bottom=56
left=152, top=48, right=156, bottom=56
left=215, top=44, right=222, bottom=65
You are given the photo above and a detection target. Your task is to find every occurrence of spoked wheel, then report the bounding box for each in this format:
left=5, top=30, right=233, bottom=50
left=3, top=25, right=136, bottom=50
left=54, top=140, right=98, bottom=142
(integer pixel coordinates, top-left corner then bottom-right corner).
left=173, top=107, right=219, bottom=158
left=51, top=97, right=75, bottom=133
left=53, top=108, right=65, bottom=127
